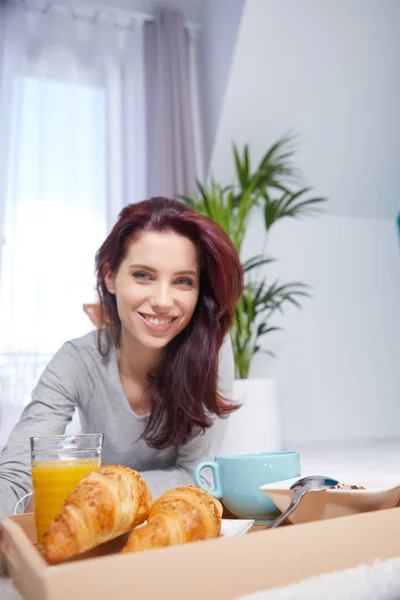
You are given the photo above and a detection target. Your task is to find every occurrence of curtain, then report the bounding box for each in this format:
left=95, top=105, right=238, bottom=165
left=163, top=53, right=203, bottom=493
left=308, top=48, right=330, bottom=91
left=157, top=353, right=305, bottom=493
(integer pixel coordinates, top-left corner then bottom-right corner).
left=0, top=1, right=202, bottom=450
left=144, top=8, right=202, bottom=198
left=0, top=1, right=147, bottom=448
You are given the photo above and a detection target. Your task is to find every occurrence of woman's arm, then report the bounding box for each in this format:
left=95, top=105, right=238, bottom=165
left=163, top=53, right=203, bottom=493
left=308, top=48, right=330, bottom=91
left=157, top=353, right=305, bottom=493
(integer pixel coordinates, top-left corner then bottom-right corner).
left=139, top=334, right=235, bottom=497
left=139, top=416, right=229, bottom=497
left=0, top=343, right=85, bottom=516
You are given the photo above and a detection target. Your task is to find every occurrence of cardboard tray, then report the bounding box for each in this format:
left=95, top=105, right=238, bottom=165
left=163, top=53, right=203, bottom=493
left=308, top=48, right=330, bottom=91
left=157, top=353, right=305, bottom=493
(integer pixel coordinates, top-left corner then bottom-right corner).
left=2, top=508, right=400, bottom=600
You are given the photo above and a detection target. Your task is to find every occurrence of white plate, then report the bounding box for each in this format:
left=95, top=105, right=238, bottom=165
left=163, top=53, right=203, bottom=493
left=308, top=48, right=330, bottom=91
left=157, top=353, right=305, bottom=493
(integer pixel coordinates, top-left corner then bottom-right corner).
left=260, top=474, right=400, bottom=525
left=136, top=518, right=254, bottom=536
left=220, top=518, right=255, bottom=536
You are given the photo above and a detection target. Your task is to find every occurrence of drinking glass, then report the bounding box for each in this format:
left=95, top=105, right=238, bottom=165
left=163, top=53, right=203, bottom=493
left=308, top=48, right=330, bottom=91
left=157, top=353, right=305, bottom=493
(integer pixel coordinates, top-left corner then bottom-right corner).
left=30, top=433, right=104, bottom=546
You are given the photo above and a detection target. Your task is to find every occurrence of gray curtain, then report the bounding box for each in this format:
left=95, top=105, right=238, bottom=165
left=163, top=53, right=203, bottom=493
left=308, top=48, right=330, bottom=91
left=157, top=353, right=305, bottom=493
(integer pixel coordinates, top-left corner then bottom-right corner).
left=144, top=8, right=197, bottom=199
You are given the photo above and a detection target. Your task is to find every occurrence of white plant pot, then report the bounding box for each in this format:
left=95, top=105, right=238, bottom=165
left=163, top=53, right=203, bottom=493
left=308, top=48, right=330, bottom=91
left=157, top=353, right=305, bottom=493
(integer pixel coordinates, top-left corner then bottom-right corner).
left=219, top=378, right=283, bottom=455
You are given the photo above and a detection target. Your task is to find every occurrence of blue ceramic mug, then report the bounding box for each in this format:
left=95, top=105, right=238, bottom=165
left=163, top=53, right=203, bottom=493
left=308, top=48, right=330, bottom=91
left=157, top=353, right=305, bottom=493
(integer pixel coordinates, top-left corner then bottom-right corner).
left=193, top=451, right=301, bottom=522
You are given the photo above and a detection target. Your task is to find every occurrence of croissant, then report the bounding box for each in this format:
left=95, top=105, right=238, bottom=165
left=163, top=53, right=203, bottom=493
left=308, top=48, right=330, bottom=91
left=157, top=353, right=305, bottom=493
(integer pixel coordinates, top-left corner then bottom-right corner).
left=43, top=465, right=152, bottom=564
left=121, top=485, right=223, bottom=554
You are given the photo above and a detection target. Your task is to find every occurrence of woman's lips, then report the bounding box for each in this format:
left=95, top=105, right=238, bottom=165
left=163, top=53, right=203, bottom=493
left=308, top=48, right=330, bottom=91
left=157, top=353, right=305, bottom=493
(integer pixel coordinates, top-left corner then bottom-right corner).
left=137, top=312, right=178, bottom=332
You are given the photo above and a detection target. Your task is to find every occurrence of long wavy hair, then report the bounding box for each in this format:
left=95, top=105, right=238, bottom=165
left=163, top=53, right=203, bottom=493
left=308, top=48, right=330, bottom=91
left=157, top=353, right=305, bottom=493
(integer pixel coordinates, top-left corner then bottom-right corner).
left=95, top=197, right=243, bottom=449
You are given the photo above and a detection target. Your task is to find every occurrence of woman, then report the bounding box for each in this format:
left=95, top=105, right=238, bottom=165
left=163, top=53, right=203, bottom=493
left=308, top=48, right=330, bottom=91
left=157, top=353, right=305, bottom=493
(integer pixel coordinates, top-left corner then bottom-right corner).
left=0, top=197, right=243, bottom=516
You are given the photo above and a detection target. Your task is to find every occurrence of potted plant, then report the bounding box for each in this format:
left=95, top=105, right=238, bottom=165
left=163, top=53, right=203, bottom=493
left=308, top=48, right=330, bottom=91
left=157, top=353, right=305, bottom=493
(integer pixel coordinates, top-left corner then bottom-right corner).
left=180, top=133, right=327, bottom=452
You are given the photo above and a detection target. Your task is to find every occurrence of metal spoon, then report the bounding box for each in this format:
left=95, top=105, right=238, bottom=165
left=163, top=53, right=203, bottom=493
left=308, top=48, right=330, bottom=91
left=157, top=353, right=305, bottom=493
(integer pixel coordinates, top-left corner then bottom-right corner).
left=268, top=475, right=340, bottom=529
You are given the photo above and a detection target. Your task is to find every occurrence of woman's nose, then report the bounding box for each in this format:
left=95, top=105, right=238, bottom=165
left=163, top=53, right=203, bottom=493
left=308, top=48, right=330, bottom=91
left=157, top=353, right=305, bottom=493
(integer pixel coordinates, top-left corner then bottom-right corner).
left=150, top=285, right=174, bottom=311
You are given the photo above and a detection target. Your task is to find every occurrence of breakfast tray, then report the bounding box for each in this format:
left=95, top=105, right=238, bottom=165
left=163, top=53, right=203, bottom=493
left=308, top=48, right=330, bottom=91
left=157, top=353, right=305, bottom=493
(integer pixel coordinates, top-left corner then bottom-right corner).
left=2, top=508, right=400, bottom=600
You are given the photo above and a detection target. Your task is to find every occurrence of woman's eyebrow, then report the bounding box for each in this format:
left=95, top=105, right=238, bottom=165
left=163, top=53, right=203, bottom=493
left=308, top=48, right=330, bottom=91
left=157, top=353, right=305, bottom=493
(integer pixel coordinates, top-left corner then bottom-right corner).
left=175, top=270, right=198, bottom=276
left=129, top=263, right=156, bottom=271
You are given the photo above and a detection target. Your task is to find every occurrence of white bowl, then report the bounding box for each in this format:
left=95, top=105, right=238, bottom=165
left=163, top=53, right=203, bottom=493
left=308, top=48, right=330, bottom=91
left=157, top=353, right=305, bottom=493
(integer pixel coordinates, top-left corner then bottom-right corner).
left=260, top=474, right=400, bottom=525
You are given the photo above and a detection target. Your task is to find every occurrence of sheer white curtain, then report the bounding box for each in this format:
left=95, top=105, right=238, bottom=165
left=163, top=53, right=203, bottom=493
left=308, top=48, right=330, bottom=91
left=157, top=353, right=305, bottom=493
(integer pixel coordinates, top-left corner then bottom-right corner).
left=0, top=1, right=147, bottom=447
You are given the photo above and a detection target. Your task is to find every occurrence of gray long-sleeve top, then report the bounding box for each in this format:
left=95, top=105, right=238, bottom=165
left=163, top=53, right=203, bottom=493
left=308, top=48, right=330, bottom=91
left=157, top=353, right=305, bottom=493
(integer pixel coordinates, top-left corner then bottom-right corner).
left=0, top=331, right=234, bottom=516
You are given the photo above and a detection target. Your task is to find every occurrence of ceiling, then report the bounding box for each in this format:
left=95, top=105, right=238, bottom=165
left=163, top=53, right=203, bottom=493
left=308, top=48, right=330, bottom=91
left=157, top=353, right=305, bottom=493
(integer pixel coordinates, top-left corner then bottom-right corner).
left=69, top=0, right=204, bottom=22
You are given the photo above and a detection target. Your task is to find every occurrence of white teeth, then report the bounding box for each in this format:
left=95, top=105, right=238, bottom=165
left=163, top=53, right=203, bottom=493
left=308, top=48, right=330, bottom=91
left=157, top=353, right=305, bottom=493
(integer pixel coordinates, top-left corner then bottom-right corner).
left=143, top=315, right=173, bottom=326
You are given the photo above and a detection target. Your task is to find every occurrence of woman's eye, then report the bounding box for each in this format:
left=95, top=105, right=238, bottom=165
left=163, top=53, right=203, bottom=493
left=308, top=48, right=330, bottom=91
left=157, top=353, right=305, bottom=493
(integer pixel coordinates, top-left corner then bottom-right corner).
left=176, top=277, right=193, bottom=286
left=133, top=271, right=151, bottom=281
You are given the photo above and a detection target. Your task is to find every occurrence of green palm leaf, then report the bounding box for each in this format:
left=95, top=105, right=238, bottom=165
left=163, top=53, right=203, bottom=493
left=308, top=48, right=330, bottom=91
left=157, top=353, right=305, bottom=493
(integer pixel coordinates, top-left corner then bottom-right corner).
left=179, top=132, right=327, bottom=379
left=242, top=255, right=274, bottom=274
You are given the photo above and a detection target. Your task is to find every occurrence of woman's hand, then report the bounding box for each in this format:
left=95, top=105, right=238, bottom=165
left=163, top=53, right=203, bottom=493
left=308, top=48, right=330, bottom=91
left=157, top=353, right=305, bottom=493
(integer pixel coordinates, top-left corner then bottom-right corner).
left=82, top=303, right=102, bottom=327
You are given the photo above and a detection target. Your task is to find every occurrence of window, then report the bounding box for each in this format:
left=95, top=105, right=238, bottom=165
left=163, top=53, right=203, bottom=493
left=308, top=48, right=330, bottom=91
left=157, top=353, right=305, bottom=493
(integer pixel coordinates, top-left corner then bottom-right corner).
left=0, top=75, right=107, bottom=448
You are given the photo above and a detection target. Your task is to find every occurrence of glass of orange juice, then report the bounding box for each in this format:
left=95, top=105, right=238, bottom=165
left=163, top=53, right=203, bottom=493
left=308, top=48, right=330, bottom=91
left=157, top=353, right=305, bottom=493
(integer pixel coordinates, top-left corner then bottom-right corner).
left=30, top=433, right=104, bottom=546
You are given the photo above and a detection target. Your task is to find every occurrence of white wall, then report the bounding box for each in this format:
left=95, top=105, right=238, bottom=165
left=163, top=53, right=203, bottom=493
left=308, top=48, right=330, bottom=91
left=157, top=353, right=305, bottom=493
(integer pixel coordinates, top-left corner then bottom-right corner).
left=211, top=0, right=400, bottom=219
left=243, top=211, right=400, bottom=444
left=196, top=0, right=245, bottom=173
left=209, top=0, right=400, bottom=444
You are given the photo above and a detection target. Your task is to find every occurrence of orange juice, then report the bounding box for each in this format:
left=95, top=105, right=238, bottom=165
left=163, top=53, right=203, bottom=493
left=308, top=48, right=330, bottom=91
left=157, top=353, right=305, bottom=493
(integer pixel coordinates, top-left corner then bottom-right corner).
left=32, top=458, right=101, bottom=545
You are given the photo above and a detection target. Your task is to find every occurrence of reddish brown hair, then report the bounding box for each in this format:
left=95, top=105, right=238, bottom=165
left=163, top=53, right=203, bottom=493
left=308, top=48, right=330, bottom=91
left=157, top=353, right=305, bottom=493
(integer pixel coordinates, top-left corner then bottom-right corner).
left=95, top=197, right=243, bottom=449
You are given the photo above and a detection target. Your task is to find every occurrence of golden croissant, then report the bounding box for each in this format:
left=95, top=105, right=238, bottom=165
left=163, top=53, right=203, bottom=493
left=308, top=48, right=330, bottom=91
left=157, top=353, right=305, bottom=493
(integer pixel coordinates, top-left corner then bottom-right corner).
left=121, top=485, right=223, bottom=554
left=43, top=465, right=152, bottom=564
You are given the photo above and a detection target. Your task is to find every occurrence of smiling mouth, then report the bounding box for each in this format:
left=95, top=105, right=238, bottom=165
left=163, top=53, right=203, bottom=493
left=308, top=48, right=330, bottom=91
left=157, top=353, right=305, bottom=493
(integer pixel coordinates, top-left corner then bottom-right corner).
left=138, top=313, right=178, bottom=326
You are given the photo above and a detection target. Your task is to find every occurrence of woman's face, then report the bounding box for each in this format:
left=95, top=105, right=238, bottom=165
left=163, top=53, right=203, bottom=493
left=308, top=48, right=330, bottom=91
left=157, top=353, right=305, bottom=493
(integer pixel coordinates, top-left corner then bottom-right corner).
left=105, top=230, right=200, bottom=351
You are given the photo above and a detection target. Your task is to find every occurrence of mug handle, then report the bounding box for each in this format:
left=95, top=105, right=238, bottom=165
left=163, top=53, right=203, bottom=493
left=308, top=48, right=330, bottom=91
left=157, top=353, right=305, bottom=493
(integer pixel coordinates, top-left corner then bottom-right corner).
left=193, top=461, right=222, bottom=499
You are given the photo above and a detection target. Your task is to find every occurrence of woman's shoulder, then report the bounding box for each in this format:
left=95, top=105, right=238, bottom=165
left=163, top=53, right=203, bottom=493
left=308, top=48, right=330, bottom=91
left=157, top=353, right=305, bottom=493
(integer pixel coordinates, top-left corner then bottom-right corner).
left=38, top=330, right=117, bottom=396
left=50, top=330, right=115, bottom=371
left=67, top=330, right=99, bottom=352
